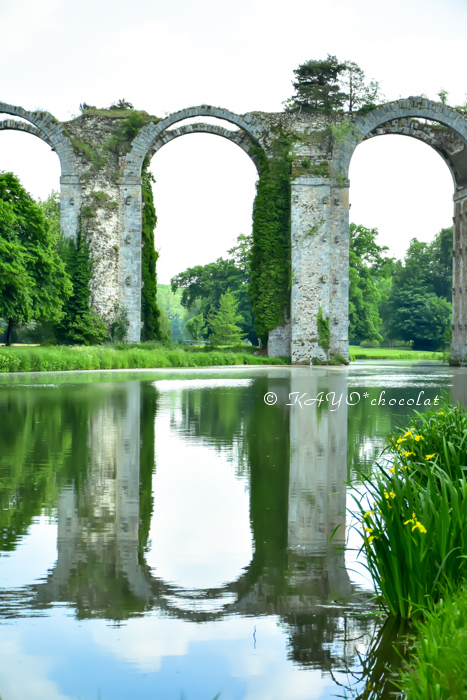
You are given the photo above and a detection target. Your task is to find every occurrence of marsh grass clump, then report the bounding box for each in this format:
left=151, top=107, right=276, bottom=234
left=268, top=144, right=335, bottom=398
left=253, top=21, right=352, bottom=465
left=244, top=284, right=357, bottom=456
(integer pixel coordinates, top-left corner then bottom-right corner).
left=395, top=583, right=467, bottom=699
left=350, top=403, right=467, bottom=617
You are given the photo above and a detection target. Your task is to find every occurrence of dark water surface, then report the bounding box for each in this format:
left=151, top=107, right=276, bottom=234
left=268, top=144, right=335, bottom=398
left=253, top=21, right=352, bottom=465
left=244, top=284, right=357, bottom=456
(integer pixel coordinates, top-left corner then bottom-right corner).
left=0, top=362, right=465, bottom=700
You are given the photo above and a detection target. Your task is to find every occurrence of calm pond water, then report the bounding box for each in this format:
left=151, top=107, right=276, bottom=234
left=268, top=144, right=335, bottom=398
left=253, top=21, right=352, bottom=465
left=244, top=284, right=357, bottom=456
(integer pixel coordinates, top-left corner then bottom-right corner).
left=0, top=362, right=465, bottom=700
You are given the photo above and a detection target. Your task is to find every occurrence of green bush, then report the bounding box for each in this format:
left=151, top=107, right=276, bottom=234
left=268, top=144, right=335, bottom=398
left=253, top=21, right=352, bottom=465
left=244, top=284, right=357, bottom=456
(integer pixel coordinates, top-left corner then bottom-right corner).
left=350, top=403, right=467, bottom=617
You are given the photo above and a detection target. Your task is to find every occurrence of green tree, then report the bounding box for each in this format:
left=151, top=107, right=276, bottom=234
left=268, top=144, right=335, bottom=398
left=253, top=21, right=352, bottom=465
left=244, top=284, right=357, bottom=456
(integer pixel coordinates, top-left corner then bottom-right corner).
left=386, top=289, right=451, bottom=350
left=186, top=314, right=207, bottom=340
left=141, top=161, right=161, bottom=340
left=289, top=55, right=347, bottom=112
left=0, top=173, right=72, bottom=345
left=207, top=290, right=245, bottom=345
left=340, top=61, right=383, bottom=113
left=172, top=233, right=257, bottom=344
left=349, top=223, right=393, bottom=342
left=157, top=284, right=192, bottom=341
left=382, top=229, right=453, bottom=349
left=37, top=190, right=61, bottom=238
left=55, top=232, right=107, bottom=345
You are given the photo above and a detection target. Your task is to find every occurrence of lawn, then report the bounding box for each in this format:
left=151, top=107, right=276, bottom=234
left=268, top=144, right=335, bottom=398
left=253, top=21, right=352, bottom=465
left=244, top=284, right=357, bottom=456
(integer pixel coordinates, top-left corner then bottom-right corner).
left=350, top=347, right=444, bottom=361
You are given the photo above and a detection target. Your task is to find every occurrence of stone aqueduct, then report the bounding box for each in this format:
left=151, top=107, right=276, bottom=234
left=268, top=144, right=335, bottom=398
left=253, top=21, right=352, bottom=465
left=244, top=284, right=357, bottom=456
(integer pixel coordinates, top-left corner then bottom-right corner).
left=2, top=97, right=467, bottom=361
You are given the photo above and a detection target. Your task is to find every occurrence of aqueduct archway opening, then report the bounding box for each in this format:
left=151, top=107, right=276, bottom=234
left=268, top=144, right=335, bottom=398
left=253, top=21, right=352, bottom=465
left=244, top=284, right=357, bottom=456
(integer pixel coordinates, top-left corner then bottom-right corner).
left=146, top=123, right=259, bottom=290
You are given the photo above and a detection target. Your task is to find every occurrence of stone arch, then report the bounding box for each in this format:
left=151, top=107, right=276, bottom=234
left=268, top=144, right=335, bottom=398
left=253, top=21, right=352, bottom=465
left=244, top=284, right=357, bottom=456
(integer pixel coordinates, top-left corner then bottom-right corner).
left=119, top=106, right=265, bottom=343
left=0, top=101, right=82, bottom=240
left=147, top=122, right=262, bottom=175
left=0, top=118, right=54, bottom=147
left=333, top=97, right=467, bottom=361
left=122, top=105, right=265, bottom=183
left=334, top=97, right=467, bottom=184
left=361, top=117, right=467, bottom=189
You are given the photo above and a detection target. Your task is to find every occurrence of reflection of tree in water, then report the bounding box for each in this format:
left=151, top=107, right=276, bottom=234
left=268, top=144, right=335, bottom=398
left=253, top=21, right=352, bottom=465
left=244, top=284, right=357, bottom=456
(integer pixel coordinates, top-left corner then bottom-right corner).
left=1, top=372, right=401, bottom=682
left=174, top=384, right=254, bottom=475
left=0, top=385, right=112, bottom=551
left=331, top=616, right=414, bottom=699
left=283, top=612, right=377, bottom=671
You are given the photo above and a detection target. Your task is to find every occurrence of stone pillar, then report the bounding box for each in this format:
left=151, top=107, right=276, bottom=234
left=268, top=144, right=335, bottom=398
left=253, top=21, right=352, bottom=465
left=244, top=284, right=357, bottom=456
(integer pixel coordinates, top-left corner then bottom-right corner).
left=287, top=369, right=351, bottom=600
left=291, top=176, right=332, bottom=364
left=119, top=179, right=143, bottom=343
left=59, top=175, right=82, bottom=241
left=329, top=186, right=350, bottom=360
left=268, top=321, right=291, bottom=357
left=452, top=189, right=467, bottom=362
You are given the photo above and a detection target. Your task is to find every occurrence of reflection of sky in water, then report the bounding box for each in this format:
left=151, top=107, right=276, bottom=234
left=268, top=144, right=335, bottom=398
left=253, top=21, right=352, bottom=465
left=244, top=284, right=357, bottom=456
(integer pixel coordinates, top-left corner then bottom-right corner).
left=0, top=364, right=463, bottom=699
left=147, top=395, right=253, bottom=591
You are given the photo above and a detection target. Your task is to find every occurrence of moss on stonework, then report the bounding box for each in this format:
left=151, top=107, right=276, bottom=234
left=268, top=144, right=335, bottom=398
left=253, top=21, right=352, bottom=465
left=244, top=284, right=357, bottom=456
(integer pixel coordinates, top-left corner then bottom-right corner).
left=67, top=134, right=105, bottom=169
left=316, top=305, right=331, bottom=352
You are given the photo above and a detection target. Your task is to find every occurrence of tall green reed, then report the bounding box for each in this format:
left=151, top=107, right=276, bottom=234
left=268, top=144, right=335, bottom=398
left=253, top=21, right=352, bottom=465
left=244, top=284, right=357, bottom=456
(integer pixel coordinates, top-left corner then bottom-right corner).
left=350, top=404, right=467, bottom=617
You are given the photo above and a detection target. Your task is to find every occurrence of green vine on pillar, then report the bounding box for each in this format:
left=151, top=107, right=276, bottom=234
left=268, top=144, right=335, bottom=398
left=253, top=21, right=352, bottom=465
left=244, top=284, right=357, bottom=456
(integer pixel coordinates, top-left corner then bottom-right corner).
left=249, top=133, right=292, bottom=344
left=141, top=158, right=161, bottom=340
left=316, top=305, right=331, bottom=352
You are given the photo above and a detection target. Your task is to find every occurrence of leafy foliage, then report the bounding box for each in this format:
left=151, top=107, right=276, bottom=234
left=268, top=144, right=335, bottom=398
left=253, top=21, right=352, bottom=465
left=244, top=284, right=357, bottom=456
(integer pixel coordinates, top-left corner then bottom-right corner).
left=157, top=284, right=192, bottom=341
left=289, top=55, right=348, bottom=113
left=141, top=161, right=161, bottom=341
left=349, top=223, right=393, bottom=342
left=381, top=228, right=453, bottom=349
left=249, top=138, right=292, bottom=343
left=171, top=233, right=256, bottom=343
left=186, top=314, right=206, bottom=340
left=36, top=190, right=61, bottom=238
left=339, top=61, right=383, bottom=113
left=0, top=173, right=72, bottom=344
left=287, top=56, right=383, bottom=113
left=207, top=290, right=245, bottom=345
left=316, top=305, right=330, bottom=351
left=108, top=304, right=130, bottom=342
left=55, top=231, right=107, bottom=345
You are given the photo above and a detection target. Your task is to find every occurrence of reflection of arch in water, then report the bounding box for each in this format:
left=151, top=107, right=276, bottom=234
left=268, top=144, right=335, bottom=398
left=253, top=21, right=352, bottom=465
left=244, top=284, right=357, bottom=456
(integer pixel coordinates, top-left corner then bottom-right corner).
left=34, top=373, right=355, bottom=622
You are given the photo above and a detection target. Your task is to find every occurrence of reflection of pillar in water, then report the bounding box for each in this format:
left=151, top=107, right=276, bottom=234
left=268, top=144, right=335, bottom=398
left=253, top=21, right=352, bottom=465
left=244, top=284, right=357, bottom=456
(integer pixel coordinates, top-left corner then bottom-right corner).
left=451, top=370, right=467, bottom=410
left=287, top=369, right=352, bottom=600
left=37, top=382, right=152, bottom=611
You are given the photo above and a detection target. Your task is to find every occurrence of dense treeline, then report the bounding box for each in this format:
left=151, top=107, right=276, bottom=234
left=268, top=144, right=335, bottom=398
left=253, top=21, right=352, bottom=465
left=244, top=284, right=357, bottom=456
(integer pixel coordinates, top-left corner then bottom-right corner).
left=0, top=170, right=454, bottom=352
left=171, top=224, right=453, bottom=351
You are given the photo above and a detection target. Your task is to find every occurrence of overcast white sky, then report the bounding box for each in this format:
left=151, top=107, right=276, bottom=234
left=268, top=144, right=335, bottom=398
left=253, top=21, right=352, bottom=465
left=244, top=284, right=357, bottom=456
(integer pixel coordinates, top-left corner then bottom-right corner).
left=0, top=0, right=466, bottom=282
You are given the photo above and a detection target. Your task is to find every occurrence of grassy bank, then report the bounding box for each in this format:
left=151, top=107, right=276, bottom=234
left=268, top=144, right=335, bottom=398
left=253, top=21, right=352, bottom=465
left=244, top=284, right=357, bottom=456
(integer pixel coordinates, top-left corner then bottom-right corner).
left=0, top=344, right=290, bottom=372
left=350, top=347, right=443, bottom=361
